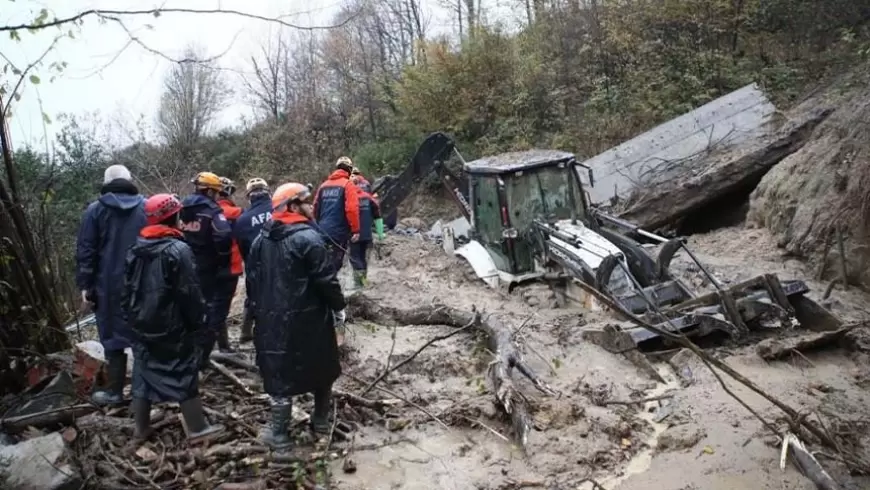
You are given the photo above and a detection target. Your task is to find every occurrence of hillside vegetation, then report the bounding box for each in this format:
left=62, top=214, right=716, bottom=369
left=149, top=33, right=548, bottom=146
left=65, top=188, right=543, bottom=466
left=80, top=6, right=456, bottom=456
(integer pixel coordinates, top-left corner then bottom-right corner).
left=4, top=0, right=870, bottom=331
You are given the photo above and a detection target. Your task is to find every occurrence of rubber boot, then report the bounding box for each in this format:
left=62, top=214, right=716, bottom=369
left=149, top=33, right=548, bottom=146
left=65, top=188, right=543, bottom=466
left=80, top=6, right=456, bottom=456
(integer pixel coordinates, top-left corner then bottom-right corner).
left=179, top=397, right=225, bottom=444
left=217, top=323, right=235, bottom=353
left=132, top=397, right=153, bottom=440
left=311, top=387, right=332, bottom=435
left=239, top=306, right=254, bottom=343
left=92, top=351, right=127, bottom=406
left=259, top=402, right=293, bottom=450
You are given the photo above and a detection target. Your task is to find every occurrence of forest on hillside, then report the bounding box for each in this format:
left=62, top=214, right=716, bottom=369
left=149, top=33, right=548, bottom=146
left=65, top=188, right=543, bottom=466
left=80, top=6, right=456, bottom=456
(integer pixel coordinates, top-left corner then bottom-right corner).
left=2, top=0, right=870, bottom=370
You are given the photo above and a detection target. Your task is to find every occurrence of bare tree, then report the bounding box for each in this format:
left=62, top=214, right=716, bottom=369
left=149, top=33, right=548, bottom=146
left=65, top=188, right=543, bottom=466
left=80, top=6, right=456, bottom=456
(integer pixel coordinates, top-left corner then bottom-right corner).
left=157, top=45, right=229, bottom=152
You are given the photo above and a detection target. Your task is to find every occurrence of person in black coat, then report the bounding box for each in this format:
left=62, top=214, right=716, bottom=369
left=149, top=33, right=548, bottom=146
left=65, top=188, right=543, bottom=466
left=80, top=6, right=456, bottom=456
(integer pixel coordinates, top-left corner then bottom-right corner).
left=246, top=182, right=346, bottom=450
left=122, top=193, right=225, bottom=444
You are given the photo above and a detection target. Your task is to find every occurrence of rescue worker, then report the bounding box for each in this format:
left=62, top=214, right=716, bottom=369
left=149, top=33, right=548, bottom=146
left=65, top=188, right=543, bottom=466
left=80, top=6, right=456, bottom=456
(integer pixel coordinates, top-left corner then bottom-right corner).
left=215, top=177, right=244, bottom=353
left=233, top=178, right=273, bottom=343
left=75, top=164, right=146, bottom=406
left=180, top=172, right=233, bottom=368
left=123, top=194, right=226, bottom=443
left=349, top=168, right=385, bottom=288
left=313, top=156, right=362, bottom=272
left=246, top=182, right=346, bottom=450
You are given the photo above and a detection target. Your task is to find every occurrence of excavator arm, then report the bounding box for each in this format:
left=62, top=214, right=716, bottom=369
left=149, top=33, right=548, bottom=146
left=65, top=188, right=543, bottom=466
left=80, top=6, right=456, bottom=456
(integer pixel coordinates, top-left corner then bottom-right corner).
left=371, top=132, right=472, bottom=222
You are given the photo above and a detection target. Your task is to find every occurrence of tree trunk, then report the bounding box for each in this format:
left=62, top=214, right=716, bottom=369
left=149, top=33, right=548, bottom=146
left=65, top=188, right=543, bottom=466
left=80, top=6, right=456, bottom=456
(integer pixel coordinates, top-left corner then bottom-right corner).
left=345, top=293, right=556, bottom=450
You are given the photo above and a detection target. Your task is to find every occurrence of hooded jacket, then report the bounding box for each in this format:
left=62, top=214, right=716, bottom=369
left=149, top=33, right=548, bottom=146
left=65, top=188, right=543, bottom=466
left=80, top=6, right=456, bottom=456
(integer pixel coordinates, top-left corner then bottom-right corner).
left=234, top=193, right=273, bottom=261
left=180, top=193, right=233, bottom=281
left=245, top=211, right=346, bottom=397
left=75, top=179, right=146, bottom=352
left=313, top=169, right=361, bottom=244
left=123, top=225, right=206, bottom=402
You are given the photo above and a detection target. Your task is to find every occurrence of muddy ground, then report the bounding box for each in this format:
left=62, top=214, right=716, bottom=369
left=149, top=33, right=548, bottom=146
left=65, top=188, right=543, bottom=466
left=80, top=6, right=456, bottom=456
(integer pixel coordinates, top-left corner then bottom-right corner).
left=220, top=221, right=870, bottom=490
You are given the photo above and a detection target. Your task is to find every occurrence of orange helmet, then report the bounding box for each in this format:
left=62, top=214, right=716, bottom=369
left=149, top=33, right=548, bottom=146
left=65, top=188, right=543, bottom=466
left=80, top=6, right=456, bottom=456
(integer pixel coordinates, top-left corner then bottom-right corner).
left=191, top=172, right=222, bottom=191
left=272, top=182, right=312, bottom=211
left=144, top=193, right=182, bottom=225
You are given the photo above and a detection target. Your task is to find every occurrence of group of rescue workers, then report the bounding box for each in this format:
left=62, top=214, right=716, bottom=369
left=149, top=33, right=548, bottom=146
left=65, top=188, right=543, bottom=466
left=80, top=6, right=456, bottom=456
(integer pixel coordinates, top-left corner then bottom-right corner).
left=75, top=157, right=385, bottom=449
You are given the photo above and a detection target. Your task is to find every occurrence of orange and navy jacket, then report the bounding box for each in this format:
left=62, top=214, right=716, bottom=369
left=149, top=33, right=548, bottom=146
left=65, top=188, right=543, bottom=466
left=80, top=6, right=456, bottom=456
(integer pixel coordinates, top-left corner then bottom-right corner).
left=352, top=175, right=380, bottom=242
left=313, top=169, right=361, bottom=244
left=218, top=198, right=244, bottom=276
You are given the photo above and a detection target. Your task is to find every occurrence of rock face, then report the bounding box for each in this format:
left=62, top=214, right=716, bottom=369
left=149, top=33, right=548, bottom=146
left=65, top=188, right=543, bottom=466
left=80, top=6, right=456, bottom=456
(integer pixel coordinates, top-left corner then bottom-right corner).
left=747, top=76, right=870, bottom=287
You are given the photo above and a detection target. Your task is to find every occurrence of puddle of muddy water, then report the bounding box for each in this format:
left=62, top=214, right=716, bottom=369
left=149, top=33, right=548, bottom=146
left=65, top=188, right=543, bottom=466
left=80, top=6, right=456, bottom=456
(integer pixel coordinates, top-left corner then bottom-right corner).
left=580, top=364, right=680, bottom=490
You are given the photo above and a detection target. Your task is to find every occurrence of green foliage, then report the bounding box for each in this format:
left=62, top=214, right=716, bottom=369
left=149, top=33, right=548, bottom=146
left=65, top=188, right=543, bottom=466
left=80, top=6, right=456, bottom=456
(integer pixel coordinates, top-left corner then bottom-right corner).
left=349, top=135, right=421, bottom=176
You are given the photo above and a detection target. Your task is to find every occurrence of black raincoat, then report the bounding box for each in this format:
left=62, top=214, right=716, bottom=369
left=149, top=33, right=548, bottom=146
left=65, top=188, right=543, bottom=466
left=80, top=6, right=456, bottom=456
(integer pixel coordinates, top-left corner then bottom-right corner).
left=122, top=225, right=207, bottom=403
left=246, top=212, right=346, bottom=398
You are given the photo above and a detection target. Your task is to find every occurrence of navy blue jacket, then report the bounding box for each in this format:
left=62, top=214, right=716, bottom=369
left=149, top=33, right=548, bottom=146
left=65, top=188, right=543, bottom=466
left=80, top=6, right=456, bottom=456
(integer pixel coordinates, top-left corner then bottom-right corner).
left=353, top=178, right=380, bottom=242
left=179, top=193, right=232, bottom=282
left=313, top=169, right=361, bottom=245
left=75, top=179, right=146, bottom=352
left=234, top=193, right=273, bottom=260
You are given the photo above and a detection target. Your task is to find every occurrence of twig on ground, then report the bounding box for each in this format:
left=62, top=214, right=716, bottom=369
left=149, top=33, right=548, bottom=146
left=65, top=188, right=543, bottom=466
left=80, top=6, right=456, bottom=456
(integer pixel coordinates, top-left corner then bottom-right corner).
left=604, top=394, right=673, bottom=406
left=209, top=360, right=255, bottom=396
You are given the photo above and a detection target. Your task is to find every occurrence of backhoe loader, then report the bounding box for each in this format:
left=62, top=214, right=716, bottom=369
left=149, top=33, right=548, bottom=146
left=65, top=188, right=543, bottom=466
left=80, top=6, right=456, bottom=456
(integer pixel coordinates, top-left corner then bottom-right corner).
left=372, top=132, right=842, bottom=353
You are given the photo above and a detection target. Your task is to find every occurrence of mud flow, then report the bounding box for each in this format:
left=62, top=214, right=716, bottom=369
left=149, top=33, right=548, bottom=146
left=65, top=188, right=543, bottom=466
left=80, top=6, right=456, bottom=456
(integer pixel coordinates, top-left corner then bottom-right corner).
left=305, top=225, right=870, bottom=489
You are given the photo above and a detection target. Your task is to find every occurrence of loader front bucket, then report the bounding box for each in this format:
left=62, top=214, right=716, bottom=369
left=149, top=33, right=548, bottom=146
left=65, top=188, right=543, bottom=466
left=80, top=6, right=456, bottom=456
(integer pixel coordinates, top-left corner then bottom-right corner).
left=586, top=273, right=842, bottom=353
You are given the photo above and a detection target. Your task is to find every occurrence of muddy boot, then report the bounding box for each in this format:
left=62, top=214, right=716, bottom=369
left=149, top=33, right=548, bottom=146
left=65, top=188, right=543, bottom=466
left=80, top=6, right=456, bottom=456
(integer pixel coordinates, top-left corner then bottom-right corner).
left=311, top=387, right=332, bottom=435
left=132, top=397, right=153, bottom=440
left=239, top=307, right=254, bottom=343
left=91, top=351, right=127, bottom=406
left=259, top=402, right=293, bottom=450
left=217, top=323, right=235, bottom=353
left=179, top=397, right=225, bottom=444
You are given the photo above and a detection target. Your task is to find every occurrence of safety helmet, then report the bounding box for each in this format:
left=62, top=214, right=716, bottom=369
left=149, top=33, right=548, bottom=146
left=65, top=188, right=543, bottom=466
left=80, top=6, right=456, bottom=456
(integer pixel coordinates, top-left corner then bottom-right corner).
left=336, top=156, right=353, bottom=172
left=351, top=167, right=361, bottom=175
left=272, top=182, right=313, bottom=211
left=144, top=193, right=182, bottom=226
left=219, top=177, right=236, bottom=196
left=246, top=177, right=269, bottom=195
left=191, top=171, right=223, bottom=192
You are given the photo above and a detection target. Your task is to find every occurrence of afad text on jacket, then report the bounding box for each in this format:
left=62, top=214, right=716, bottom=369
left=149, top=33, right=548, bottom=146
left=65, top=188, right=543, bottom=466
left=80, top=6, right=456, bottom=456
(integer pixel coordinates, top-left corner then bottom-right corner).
left=313, top=169, right=361, bottom=245
left=234, top=193, right=273, bottom=260
left=179, top=193, right=233, bottom=279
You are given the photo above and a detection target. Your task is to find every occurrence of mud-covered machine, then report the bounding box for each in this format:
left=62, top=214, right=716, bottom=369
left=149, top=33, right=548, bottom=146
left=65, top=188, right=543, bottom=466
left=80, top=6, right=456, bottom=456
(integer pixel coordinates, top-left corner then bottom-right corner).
left=373, top=133, right=842, bottom=353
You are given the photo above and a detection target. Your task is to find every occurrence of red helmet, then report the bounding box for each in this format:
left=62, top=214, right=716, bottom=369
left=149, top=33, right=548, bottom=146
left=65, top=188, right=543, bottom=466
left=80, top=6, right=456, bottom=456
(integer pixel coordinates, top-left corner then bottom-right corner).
left=144, top=193, right=183, bottom=225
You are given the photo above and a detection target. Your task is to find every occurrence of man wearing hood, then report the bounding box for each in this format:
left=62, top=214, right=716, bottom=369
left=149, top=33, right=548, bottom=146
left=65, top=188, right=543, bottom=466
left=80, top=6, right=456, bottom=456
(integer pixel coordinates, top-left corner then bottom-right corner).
left=76, top=164, right=147, bottom=406
left=233, top=178, right=272, bottom=343
left=246, top=182, right=346, bottom=450
left=180, top=172, right=233, bottom=368
left=313, top=156, right=362, bottom=272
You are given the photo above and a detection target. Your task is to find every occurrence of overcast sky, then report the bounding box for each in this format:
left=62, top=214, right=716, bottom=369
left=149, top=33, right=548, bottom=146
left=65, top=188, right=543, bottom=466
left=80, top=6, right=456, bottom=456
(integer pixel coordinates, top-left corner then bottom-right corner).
left=3, top=0, right=489, bottom=152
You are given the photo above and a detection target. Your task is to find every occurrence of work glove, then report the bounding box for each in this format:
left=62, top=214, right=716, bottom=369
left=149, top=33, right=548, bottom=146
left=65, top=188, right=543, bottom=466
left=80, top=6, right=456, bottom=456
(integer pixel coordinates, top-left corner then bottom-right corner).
left=374, top=218, right=385, bottom=240
left=333, top=309, right=347, bottom=326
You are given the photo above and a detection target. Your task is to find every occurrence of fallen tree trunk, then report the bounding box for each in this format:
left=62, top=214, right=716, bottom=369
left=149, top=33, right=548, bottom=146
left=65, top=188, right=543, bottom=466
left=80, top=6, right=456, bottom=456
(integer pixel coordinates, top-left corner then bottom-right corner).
left=756, top=324, right=861, bottom=360
left=345, top=293, right=556, bottom=451
left=618, top=108, right=833, bottom=231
